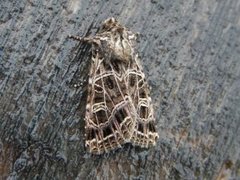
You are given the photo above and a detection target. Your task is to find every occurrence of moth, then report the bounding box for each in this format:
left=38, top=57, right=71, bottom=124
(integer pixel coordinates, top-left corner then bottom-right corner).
left=69, top=18, right=159, bottom=154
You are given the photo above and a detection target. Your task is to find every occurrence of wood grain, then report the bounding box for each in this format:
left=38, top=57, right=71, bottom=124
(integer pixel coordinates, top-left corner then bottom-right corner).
left=0, top=0, right=240, bottom=179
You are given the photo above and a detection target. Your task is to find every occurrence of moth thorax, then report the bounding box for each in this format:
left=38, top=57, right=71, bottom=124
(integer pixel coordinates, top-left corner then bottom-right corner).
left=109, top=41, right=132, bottom=62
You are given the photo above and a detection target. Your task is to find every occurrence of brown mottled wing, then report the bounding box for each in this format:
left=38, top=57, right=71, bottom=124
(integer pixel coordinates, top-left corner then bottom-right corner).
left=125, top=58, right=159, bottom=148
left=85, top=50, right=137, bottom=154
left=85, top=52, right=158, bottom=154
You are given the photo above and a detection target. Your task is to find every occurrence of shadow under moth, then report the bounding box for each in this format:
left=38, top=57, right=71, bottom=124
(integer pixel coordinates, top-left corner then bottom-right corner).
left=69, top=18, right=159, bottom=154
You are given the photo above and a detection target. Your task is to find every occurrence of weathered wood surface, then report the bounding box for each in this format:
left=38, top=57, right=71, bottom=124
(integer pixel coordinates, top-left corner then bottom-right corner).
left=0, top=0, right=240, bottom=179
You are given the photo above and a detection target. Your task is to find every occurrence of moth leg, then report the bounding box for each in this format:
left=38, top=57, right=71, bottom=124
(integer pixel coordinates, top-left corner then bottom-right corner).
left=135, top=32, right=140, bottom=40
left=68, top=35, right=98, bottom=44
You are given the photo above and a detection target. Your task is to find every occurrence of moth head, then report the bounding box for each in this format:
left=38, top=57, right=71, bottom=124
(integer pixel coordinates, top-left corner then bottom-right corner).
left=100, top=18, right=124, bottom=33
left=100, top=18, right=136, bottom=41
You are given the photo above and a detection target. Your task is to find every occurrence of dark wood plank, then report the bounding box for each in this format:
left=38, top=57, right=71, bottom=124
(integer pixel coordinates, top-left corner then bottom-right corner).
left=0, top=0, right=240, bottom=179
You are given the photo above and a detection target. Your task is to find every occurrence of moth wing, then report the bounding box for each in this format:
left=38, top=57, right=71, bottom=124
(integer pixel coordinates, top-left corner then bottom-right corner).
left=85, top=52, right=137, bottom=154
left=125, top=59, right=159, bottom=148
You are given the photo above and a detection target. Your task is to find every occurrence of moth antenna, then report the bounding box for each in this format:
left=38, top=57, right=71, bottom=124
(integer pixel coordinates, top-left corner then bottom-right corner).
left=68, top=35, right=98, bottom=44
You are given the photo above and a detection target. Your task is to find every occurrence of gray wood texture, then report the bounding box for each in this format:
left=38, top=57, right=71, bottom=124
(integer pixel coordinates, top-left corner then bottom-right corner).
left=0, top=0, right=240, bottom=179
